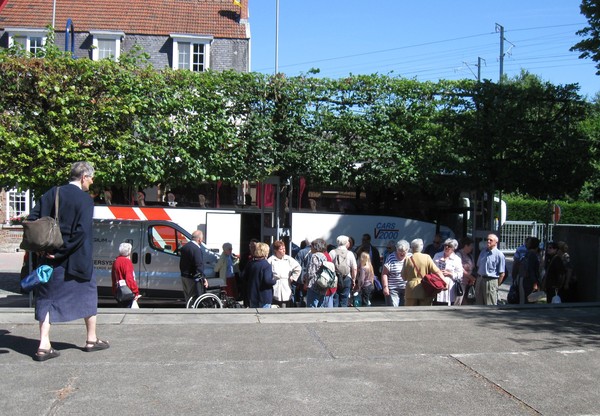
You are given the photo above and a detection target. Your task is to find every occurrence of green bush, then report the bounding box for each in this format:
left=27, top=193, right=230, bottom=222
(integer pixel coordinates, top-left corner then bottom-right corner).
left=505, top=195, right=600, bottom=224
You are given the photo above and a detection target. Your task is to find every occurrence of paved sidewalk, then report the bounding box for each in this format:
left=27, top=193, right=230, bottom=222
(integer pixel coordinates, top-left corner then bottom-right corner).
left=5, top=253, right=598, bottom=415
left=2, top=304, right=600, bottom=415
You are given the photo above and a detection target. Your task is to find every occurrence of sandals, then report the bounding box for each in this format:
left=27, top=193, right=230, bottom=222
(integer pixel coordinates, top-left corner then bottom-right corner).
left=34, top=348, right=60, bottom=362
left=84, top=338, right=110, bottom=352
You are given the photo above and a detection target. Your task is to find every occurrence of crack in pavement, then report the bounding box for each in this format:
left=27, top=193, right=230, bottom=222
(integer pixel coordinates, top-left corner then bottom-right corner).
left=48, top=375, right=79, bottom=416
left=450, top=355, right=542, bottom=415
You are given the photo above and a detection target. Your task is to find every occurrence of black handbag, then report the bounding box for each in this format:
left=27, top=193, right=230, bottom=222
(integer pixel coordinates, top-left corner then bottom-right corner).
left=507, top=281, right=520, bottom=304
left=467, top=284, right=476, bottom=300
left=20, top=187, right=63, bottom=252
left=455, top=280, right=464, bottom=297
left=115, top=280, right=135, bottom=303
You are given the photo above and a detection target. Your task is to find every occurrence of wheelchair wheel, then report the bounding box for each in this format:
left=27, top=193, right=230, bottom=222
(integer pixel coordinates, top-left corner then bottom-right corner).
left=193, top=293, right=223, bottom=308
left=186, top=296, right=198, bottom=309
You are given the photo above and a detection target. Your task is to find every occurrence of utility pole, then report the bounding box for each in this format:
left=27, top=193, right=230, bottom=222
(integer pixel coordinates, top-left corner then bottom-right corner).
left=496, top=23, right=504, bottom=83
left=477, top=57, right=484, bottom=82
left=275, top=0, right=279, bottom=74
left=52, top=0, right=57, bottom=28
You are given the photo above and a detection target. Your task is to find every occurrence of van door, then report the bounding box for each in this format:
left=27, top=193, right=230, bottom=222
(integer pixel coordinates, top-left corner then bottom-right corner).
left=206, top=212, right=242, bottom=255
left=93, top=219, right=144, bottom=298
left=143, top=223, right=190, bottom=299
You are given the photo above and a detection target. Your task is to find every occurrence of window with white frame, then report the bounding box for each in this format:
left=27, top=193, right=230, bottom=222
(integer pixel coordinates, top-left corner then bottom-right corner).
left=5, top=189, right=30, bottom=223
left=5, top=28, right=47, bottom=56
left=89, top=30, right=124, bottom=61
left=171, top=34, right=213, bottom=72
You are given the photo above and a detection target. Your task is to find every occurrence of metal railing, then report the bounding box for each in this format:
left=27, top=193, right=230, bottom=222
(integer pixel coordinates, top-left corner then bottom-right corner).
left=499, top=221, right=554, bottom=253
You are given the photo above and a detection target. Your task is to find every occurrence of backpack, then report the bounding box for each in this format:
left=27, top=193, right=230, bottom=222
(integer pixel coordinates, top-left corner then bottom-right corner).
left=334, top=248, right=351, bottom=279
left=316, top=261, right=337, bottom=289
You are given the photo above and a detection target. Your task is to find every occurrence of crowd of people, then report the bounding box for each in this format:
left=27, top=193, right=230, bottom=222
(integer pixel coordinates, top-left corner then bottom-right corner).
left=169, top=229, right=577, bottom=309
left=105, top=227, right=576, bottom=310
left=509, top=237, right=576, bottom=304
left=22, top=160, right=576, bottom=365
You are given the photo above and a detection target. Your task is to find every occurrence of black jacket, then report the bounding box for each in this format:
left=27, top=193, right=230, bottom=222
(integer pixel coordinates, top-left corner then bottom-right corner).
left=28, top=184, right=94, bottom=280
left=179, top=241, right=204, bottom=278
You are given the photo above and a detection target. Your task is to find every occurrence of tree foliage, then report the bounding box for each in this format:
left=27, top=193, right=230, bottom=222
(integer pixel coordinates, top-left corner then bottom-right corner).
left=0, top=47, right=596, bottom=203
left=459, top=72, right=592, bottom=199
left=572, top=0, right=600, bottom=75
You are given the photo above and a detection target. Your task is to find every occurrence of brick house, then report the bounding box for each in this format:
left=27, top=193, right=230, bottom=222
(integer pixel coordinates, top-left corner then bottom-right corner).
left=0, top=0, right=250, bottom=248
left=0, top=0, right=250, bottom=71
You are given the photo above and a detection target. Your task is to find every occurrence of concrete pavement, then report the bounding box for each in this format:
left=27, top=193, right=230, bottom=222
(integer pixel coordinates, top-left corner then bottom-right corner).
left=2, top=253, right=600, bottom=415
left=2, top=304, right=600, bottom=415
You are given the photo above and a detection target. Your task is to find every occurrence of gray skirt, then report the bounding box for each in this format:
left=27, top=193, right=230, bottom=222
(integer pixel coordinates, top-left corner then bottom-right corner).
left=35, top=266, right=98, bottom=323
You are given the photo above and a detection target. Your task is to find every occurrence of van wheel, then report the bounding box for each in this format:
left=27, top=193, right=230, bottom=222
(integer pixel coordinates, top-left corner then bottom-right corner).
left=193, top=293, right=223, bottom=308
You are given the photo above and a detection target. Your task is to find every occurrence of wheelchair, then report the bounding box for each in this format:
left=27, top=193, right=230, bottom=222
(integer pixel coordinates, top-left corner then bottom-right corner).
left=186, top=276, right=242, bottom=309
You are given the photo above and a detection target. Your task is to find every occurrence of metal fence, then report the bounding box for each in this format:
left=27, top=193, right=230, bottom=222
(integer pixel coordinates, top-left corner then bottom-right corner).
left=499, top=221, right=554, bottom=253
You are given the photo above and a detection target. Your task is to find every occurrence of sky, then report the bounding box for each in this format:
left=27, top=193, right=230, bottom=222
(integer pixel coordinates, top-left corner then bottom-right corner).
left=248, top=0, right=598, bottom=99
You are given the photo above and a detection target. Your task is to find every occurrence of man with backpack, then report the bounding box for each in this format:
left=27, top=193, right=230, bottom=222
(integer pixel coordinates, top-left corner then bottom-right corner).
left=329, top=235, right=357, bottom=307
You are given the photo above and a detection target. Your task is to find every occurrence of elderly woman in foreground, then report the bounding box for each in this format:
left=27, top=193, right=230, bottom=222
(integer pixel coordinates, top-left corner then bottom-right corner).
left=381, top=239, right=410, bottom=306
left=268, top=240, right=301, bottom=307
left=245, top=242, right=276, bottom=308
left=402, top=238, right=445, bottom=306
left=433, top=238, right=464, bottom=305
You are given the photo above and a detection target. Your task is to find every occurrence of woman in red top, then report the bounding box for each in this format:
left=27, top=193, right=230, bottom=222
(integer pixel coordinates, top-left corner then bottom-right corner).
left=111, top=242, right=140, bottom=307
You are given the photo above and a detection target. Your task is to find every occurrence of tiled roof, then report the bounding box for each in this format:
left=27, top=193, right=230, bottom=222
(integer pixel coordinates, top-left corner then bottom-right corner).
left=0, top=0, right=249, bottom=38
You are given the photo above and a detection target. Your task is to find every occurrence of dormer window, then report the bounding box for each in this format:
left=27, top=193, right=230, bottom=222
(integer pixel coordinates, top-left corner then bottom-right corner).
left=5, top=28, right=47, bottom=56
left=90, top=30, right=125, bottom=61
left=171, top=34, right=213, bottom=72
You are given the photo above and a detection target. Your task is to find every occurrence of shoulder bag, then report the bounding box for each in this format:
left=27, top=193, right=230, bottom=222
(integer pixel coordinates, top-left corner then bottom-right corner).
left=410, top=256, right=446, bottom=296
left=20, top=187, right=64, bottom=252
left=115, top=279, right=135, bottom=303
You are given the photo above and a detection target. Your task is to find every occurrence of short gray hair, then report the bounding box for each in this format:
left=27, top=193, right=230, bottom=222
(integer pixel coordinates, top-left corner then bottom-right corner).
left=444, top=238, right=458, bottom=250
left=118, top=242, right=132, bottom=257
left=69, top=161, right=94, bottom=181
left=222, top=242, right=232, bottom=251
left=410, top=238, right=424, bottom=253
left=396, top=239, right=410, bottom=252
left=336, top=235, right=349, bottom=247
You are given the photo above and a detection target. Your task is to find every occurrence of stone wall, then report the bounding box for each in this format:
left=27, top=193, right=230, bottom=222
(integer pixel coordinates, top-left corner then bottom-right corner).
left=0, top=226, right=23, bottom=253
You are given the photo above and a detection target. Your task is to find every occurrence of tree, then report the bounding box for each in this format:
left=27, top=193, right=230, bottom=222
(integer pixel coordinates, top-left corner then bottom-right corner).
left=571, top=0, right=600, bottom=75
left=457, top=72, right=592, bottom=200
left=578, top=92, right=600, bottom=201
left=0, top=50, right=595, bottom=205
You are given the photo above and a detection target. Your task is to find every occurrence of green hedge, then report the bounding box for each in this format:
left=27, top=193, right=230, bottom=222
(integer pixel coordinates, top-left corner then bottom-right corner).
left=505, top=196, right=600, bottom=224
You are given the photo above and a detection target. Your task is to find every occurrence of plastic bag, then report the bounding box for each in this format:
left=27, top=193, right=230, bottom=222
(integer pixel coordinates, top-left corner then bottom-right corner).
left=527, top=290, right=546, bottom=303
left=21, top=265, right=53, bottom=292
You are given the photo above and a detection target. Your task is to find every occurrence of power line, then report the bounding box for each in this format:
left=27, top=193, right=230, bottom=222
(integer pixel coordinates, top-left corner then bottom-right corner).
left=255, top=32, right=495, bottom=71
left=254, top=23, right=584, bottom=73
left=253, top=21, right=596, bottom=95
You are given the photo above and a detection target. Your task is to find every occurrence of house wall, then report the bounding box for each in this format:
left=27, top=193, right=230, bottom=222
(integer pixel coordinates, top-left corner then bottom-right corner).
left=1, top=31, right=249, bottom=72
left=210, top=38, right=249, bottom=72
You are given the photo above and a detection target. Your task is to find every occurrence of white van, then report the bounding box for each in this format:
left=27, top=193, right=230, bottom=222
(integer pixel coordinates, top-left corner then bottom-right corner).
left=93, top=219, right=220, bottom=301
